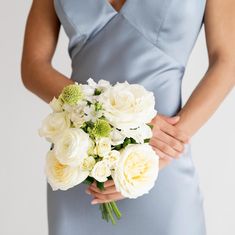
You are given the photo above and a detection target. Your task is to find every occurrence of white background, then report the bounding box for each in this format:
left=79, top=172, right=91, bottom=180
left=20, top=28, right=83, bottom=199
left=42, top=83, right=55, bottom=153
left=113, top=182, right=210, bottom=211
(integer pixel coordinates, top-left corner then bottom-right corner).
left=0, top=1, right=234, bottom=235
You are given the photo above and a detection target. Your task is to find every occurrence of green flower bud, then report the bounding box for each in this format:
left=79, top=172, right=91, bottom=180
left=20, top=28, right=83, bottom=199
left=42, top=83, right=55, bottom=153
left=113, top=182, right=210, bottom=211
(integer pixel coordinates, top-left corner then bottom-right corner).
left=94, top=102, right=103, bottom=111
left=59, top=84, right=83, bottom=105
left=92, top=119, right=111, bottom=138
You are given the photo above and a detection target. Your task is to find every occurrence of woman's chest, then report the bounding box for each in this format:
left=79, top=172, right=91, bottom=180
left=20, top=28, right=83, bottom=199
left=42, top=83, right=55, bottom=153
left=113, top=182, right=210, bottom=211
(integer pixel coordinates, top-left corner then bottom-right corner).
left=54, top=0, right=206, bottom=64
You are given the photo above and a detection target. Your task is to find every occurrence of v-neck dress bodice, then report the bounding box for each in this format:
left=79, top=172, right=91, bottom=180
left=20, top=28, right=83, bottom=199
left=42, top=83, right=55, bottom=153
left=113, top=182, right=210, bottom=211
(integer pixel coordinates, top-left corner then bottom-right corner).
left=47, top=1, right=207, bottom=234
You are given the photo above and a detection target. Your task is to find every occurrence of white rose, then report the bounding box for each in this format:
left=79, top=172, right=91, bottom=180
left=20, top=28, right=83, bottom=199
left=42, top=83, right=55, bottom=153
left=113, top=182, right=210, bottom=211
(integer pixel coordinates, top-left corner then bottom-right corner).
left=90, top=160, right=111, bottom=182
left=95, top=137, right=112, bottom=157
left=53, top=128, right=90, bottom=167
left=49, top=97, right=63, bottom=112
left=46, top=150, right=89, bottom=191
left=112, top=144, right=159, bottom=199
left=81, top=156, right=96, bottom=171
left=121, top=124, right=153, bottom=144
left=38, top=112, right=70, bottom=142
left=103, top=150, right=120, bottom=169
left=98, top=81, right=157, bottom=129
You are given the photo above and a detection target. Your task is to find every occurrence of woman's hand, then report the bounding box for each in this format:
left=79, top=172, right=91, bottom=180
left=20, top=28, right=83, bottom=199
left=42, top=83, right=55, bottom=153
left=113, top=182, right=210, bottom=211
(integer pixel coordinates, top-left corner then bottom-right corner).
left=149, top=114, right=191, bottom=169
left=86, top=180, right=125, bottom=205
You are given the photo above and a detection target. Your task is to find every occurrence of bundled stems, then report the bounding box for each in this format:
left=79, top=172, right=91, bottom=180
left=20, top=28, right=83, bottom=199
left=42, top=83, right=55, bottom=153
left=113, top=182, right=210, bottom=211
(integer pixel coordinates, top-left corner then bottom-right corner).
left=99, top=201, right=122, bottom=224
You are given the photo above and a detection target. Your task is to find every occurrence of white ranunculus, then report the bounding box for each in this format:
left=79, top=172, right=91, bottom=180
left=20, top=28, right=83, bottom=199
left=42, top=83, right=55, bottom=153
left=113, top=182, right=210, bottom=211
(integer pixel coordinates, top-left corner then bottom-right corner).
left=90, top=160, right=111, bottom=182
left=49, top=97, right=63, bottom=112
left=121, top=124, right=153, bottom=144
left=81, top=156, right=96, bottom=171
left=112, top=144, right=159, bottom=199
left=95, top=137, right=112, bottom=157
left=98, top=81, right=157, bottom=129
left=110, top=128, right=126, bottom=146
left=103, top=150, right=120, bottom=169
left=46, top=150, right=89, bottom=191
left=53, top=128, right=90, bottom=167
left=38, top=112, right=70, bottom=142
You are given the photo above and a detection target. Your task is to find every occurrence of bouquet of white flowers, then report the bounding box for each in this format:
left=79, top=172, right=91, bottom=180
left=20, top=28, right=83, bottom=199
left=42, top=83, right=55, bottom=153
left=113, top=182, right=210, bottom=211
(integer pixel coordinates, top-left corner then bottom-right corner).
left=39, top=78, right=159, bottom=224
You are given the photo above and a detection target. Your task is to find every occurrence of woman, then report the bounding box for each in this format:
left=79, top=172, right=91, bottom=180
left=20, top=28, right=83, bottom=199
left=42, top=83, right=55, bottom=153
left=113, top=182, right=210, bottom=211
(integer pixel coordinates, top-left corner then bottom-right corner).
left=21, top=0, right=235, bottom=234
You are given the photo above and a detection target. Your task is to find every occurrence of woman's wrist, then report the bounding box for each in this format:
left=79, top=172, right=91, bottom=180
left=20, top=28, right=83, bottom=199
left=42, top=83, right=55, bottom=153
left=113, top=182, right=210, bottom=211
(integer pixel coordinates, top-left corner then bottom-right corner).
left=22, top=61, right=75, bottom=104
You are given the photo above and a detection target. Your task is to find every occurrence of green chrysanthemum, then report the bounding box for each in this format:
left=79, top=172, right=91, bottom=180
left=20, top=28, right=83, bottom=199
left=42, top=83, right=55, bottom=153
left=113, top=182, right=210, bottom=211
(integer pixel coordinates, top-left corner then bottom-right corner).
left=92, top=119, right=112, bottom=138
left=59, top=84, right=83, bottom=105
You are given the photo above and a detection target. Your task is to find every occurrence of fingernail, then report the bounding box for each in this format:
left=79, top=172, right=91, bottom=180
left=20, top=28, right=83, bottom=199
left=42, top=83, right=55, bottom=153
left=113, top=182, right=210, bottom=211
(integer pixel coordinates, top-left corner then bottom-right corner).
left=86, top=189, right=91, bottom=195
left=91, top=200, right=98, bottom=205
left=173, top=116, right=180, bottom=120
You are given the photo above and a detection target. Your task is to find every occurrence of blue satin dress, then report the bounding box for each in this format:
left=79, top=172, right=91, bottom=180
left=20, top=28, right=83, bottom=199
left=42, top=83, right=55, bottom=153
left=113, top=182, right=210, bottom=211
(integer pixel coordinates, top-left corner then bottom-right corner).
left=47, top=1, right=207, bottom=234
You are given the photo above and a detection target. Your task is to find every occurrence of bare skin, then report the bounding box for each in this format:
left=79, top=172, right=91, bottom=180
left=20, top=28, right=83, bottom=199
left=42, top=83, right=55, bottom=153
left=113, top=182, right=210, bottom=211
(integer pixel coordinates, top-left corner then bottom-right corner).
left=21, top=0, right=235, bottom=205
left=108, top=0, right=127, bottom=12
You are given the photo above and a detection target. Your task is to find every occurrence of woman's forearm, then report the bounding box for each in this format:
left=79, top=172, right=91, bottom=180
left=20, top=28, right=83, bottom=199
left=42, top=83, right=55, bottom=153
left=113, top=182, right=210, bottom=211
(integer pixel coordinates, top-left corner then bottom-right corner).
left=175, top=60, right=235, bottom=137
left=21, top=60, right=74, bottom=104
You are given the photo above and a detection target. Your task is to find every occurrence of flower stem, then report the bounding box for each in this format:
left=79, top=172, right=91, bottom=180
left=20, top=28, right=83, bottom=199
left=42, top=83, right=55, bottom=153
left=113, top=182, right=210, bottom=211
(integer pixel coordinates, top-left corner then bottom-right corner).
left=104, top=203, right=116, bottom=225
left=110, top=201, right=122, bottom=219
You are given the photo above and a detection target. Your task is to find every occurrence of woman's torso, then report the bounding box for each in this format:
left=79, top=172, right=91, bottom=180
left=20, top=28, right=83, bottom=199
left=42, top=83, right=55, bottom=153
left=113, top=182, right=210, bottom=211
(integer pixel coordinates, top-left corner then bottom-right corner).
left=53, top=0, right=206, bottom=116
left=47, top=2, right=207, bottom=235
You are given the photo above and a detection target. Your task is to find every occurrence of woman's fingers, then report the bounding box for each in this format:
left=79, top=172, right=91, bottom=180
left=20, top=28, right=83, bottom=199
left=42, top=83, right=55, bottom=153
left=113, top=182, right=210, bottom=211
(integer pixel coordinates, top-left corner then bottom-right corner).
left=88, top=180, right=115, bottom=193
left=152, top=128, right=185, bottom=152
left=160, top=121, right=189, bottom=143
left=86, top=179, right=126, bottom=204
left=150, top=138, right=182, bottom=159
left=88, top=185, right=117, bottom=194
left=152, top=147, right=173, bottom=160
left=87, top=179, right=116, bottom=196
left=90, top=179, right=115, bottom=189
left=91, top=192, right=125, bottom=204
left=87, top=188, right=125, bottom=204
left=103, top=179, right=115, bottom=187
left=151, top=115, right=190, bottom=144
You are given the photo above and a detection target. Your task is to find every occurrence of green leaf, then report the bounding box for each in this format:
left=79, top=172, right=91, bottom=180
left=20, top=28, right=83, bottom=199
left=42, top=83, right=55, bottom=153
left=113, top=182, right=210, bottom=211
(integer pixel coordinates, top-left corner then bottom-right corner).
left=87, top=100, right=92, bottom=106
left=94, top=88, right=102, bottom=95
left=144, top=138, right=150, bottom=143
left=147, top=123, right=154, bottom=129
left=113, top=144, right=122, bottom=151
left=83, top=176, right=94, bottom=185
left=122, top=138, right=132, bottom=148
left=96, top=181, right=105, bottom=191
left=107, top=175, right=113, bottom=180
left=130, top=137, right=137, bottom=144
